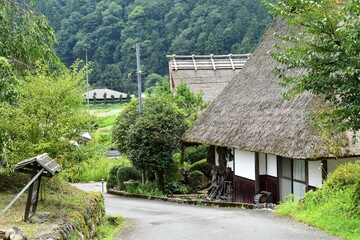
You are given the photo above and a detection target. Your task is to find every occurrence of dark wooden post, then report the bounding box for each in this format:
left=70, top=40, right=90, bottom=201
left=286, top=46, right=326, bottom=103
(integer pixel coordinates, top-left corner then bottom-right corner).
left=24, top=165, right=42, bottom=221
left=255, top=152, right=260, bottom=193
left=321, top=160, right=328, bottom=182
left=305, top=160, right=309, bottom=192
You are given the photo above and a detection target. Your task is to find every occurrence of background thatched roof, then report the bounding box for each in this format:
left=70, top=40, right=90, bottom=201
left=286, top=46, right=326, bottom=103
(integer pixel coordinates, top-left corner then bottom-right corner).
left=170, top=69, right=241, bottom=102
left=182, top=18, right=360, bottom=159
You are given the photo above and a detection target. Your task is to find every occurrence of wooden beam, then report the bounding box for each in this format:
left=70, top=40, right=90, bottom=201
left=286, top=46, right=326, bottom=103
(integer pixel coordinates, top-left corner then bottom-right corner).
left=305, top=160, right=309, bottom=192
left=255, top=152, right=260, bottom=193
left=321, top=160, right=328, bottom=182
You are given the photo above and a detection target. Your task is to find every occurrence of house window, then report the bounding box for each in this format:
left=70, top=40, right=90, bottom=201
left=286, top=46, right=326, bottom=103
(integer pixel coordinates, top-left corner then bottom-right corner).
left=279, top=158, right=306, bottom=201
left=293, top=159, right=306, bottom=198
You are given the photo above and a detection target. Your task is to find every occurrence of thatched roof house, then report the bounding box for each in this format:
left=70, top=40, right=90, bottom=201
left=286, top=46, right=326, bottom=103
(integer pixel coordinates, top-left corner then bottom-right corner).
left=183, top=19, right=360, bottom=159
left=182, top=18, right=360, bottom=203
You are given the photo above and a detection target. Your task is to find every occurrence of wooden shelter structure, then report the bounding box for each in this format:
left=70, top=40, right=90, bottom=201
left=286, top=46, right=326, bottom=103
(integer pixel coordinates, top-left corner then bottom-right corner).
left=168, top=54, right=250, bottom=102
left=0, top=154, right=60, bottom=221
left=182, top=18, right=360, bottom=203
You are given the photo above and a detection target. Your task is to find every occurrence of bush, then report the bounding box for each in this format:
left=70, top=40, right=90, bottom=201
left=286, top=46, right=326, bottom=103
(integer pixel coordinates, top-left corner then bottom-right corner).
left=126, top=181, right=165, bottom=197
left=0, top=171, right=29, bottom=193
left=60, top=156, right=122, bottom=183
left=189, top=159, right=212, bottom=178
left=107, top=165, right=121, bottom=190
left=275, top=160, right=360, bottom=240
left=164, top=181, right=191, bottom=195
left=324, top=161, right=360, bottom=190
left=164, top=161, right=183, bottom=182
left=188, top=170, right=206, bottom=191
left=117, top=166, right=141, bottom=190
left=184, top=145, right=209, bottom=164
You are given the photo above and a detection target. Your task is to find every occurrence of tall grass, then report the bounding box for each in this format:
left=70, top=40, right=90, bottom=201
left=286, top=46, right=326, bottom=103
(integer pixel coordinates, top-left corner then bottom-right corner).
left=275, top=161, right=360, bottom=240
left=61, top=156, right=130, bottom=183
left=98, top=115, right=117, bottom=128
left=88, top=103, right=126, bottom=117
left=60, top=103, right=127, bottom=183
left=94, top=215, right=126, bottom=240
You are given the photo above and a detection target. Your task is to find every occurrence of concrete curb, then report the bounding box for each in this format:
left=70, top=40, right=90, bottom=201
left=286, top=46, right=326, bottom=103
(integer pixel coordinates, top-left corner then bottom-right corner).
left=107, top=189, right=255, bottom=209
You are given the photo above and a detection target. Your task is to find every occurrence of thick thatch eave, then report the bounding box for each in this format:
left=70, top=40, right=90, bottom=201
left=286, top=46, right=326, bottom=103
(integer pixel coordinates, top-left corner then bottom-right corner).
left=182, top=18, right=360, bottom=160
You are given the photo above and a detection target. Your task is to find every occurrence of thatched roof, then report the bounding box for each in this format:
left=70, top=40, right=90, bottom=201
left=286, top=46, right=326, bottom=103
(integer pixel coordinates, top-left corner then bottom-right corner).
left=170, top=69, right=241, bottom=102
left=182, top=18, right=360, bottom=160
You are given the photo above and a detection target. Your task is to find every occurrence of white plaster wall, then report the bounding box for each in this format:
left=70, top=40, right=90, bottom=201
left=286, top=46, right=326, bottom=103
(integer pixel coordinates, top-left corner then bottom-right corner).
left=227, top=161, right=234, bottom=170
left=308, top=161, right=322, bottom=187
left=267, top=154, right=277, bottom=177
left=215, top=146, right=219, bottom=166
left=226, top=148, right=234, bottom=170
left=259, top=152, right=266, bottom=175
left=234, top=149, right=255, bottom=180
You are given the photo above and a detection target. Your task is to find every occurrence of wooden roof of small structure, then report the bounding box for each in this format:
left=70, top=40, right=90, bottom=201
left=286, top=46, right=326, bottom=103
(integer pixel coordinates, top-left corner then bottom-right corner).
left=15, top=153, right=60, bottom=177
left=182, top=18, right=360, bottom=160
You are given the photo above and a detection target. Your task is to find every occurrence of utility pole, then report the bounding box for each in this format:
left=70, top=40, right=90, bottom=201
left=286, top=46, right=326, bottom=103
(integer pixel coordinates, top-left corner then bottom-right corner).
left=84, top=47, right=90, bottom=114
left=136, top=43, right=143, bottom=114
left=136, top=43, right=145, bottom=185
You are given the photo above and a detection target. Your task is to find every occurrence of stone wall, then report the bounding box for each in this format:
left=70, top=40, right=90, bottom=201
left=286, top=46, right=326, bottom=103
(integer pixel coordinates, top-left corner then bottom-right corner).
left=0, top=193, right=104, bottom=240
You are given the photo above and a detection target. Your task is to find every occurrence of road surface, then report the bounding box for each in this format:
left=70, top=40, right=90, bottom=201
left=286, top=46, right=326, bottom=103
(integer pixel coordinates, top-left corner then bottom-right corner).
left=73, top=182, right=339, bottom=240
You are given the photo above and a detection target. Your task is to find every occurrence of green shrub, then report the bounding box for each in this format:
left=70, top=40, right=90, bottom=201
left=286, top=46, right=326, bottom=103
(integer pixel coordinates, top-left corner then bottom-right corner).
left=117, top=166, right=141, bottom=190
left=324, top=161, right=360, bottom=190
left=126, top=181, right=165, bottom=197
left=188, top=170, right=206, bottom=191
left=60, top=156, right=122, bottom=183
left=275, top=160, right=360, bottom=240
left=189, top=159, right=212, bottom=178
left=164, top=161, right=183, bottom=182
left=107, top=165, right=121, bottom=190
left=164, top=181, right=191, bottom=195
left=0, top=171, right=29, bottom=193
left=184, top=145, right=209, bottom=164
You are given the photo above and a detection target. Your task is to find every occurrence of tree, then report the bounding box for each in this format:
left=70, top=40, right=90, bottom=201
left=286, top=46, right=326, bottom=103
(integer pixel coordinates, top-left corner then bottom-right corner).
left=113, top=82, right=207, bottom=188
left=103, top=92, right=107, bottom=104
left=113, top=96, right=186, bottom=189
left=0, top=61, right=92, bottom=166
left=93, top=92, right=97, bottom=104
left=0, top=0, right=61, bottom=103
left=34, top=0, right=272, bottom=94
left=1, top=0, right=64, bottom=165
left=264, top=0, right=360, bottom=132
left=144, top=73, right=165, bottom=90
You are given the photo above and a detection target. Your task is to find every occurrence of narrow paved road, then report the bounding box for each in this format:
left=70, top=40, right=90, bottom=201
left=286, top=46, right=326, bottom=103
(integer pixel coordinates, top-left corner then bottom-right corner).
left=74, top=183, right=339, bottom=240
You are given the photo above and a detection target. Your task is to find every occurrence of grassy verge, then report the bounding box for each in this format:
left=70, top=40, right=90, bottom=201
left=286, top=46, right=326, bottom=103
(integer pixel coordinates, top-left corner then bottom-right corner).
left=0, top=176, right=102, bottom=238
left=88, top=103, right=126, bottom=117
left=275, top=161, right=360, bottom=240
left=94, top=215, right=126, bottom=240
left=91, top=103, right=124, bottom=150
left=0, top=174, right=125, bottom=239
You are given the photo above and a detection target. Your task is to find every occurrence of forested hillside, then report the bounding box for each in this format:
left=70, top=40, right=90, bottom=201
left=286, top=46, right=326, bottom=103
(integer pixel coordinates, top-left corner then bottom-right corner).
left=35, top=0, right=272, bottom=93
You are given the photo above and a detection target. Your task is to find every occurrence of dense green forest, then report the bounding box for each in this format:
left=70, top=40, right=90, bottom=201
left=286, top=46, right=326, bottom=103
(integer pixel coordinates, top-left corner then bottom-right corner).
left=34, top=0, right=272, bottom=93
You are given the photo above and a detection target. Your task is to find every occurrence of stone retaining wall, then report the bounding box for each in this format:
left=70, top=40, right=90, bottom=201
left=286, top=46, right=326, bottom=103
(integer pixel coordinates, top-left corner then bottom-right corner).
left=0, top=193, right=104, bottom=240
